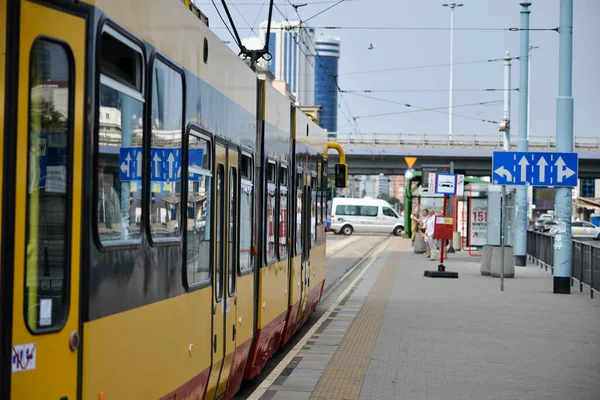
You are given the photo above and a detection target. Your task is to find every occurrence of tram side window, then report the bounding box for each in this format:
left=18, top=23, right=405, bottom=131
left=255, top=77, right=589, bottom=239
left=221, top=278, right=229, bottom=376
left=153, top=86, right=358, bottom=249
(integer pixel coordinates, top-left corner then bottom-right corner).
left=295, top=170, right=303, bottom=256
left=216, top=164, right=224, bottom=300
left=279, top=166, right=288, bottom=259
left=316, top=159, right=322, bottom=226
left=311, top=175, right=317, bottom=247
left=265, top=161, right=277, bottom=264
left=239, top=154, right=254, bottom=273
left=322, top=158, right=327, bottom=222
left=96, top=30, right=144, bottom=245
left=25, top=40, right=72, bottom=331
left=186, top=134, right=212, bottom=288
left=228, top=167, right=238, bottom=295
left=150, top=59, right=183, bottom=240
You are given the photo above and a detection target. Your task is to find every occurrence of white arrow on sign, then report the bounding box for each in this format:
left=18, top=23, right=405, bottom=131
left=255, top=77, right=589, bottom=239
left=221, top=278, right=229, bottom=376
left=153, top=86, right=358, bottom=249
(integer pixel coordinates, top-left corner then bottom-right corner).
left=136, top=151, right=142, bottom=178
left=153, top=153, right=162, bottom=176
left=120, top=153, right=132, bottom=176
left=536, top=156, right=548, bottom=182
left=555, top=156, right=575, bottom=183
left=518, top=156, right=529, bottom=182
left=494, top=166, right=512, bottom=181
left=167, top=153, right=175, bottom=180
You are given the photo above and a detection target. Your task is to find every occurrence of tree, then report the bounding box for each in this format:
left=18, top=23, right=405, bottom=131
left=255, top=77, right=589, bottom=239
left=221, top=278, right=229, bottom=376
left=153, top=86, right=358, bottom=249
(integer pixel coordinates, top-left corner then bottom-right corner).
left=387, top=197, right=400, bottom=206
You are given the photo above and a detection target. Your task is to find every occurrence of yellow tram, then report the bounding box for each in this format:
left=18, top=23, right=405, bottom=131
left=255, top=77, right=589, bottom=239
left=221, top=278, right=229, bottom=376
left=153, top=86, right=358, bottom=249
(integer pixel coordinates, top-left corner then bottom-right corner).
left=0, top=0, right=347, bottom=398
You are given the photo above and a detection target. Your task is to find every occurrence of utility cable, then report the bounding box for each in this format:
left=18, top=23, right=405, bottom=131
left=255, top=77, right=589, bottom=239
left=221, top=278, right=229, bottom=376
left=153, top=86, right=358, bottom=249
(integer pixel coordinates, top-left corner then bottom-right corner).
left=347, top=92, right=501, bottom=124
left=338, top=88, right=518, bottom=93
left=354, top=100, right=503, bottom=120
left=210, top=0, right=242, bottom=47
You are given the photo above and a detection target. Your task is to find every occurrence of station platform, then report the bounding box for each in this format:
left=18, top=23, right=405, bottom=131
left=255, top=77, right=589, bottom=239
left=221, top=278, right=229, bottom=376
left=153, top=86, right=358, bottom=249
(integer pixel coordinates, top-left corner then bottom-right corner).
left=250, top=237, right=600, bottom=400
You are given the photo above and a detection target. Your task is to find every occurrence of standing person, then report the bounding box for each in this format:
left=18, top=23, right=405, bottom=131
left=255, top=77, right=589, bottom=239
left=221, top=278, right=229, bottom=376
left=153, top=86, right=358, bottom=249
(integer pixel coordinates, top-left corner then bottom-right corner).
left=410, top=203, right=420, bottom=246
left=421, top=208, right=429, bottom=257
left=426, top=209, right=438, bottom=261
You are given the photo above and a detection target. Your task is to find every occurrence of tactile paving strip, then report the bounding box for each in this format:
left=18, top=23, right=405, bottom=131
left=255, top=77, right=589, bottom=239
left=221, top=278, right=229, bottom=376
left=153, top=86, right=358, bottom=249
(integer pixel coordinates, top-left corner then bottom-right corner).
left=310, top=240, right=404, bottom=400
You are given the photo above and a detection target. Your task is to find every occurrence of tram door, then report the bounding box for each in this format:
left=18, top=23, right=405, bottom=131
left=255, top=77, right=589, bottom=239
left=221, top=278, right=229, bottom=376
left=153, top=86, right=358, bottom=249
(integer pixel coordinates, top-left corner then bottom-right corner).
left=206, top=143, right=239, bottom=399
left=297, top=173, right=310, bottom=323
left=9, top=2, right=86, bottom=399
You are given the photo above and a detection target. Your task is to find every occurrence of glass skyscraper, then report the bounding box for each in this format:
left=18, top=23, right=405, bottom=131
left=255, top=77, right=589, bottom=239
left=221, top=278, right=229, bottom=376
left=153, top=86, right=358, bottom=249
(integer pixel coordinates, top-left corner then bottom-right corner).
left=259, top=21, right=315, bottom=106
left=314, top=36, right=340, bottom=135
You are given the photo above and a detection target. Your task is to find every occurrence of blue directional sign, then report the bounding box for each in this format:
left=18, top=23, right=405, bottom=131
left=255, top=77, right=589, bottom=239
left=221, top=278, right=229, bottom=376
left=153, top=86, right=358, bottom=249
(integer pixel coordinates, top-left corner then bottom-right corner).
left=151, top=148, right=182, bottom=182
left=120, top=147, right=205, bottom=182
left=492, top=151, right=578, bottom=187
left=119, top=147, right=143, bottom=181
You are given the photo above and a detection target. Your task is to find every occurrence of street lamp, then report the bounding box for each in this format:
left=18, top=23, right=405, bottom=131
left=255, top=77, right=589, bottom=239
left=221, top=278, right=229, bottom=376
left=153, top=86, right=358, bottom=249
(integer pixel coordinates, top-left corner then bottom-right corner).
left=442, top=3, right=463, bottom=142
left=527, top=45, right=539, bottom=140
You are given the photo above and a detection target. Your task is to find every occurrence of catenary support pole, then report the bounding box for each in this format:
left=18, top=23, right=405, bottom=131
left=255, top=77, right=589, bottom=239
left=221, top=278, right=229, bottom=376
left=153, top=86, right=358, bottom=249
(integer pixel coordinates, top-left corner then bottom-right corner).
left=515, top=2, right=531, bottom=267
left=503, top=52, right=512, bottom=151
left=553, top=0, right=574, bottom=294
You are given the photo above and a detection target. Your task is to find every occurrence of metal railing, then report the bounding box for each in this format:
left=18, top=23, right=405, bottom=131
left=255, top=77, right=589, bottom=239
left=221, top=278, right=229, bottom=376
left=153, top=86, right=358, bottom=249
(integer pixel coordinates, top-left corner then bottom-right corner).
left=331, top=132, right=600, bottom=151
left=527, top=230, right=599, bottom=298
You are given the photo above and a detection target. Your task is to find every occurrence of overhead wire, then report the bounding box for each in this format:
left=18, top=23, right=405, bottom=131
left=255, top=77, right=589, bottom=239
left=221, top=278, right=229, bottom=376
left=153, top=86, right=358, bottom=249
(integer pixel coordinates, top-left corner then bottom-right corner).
left=210, top=0, right=242, bottom=47
left=346, top=92, right=502, bottom=124
left=297, top=0, right=346, bottom=25
left=341, top=57, right=520, bottom=76
left=274, top=2, right=362, bottom=140
left=283, top=0, right=364, bottom=136
left=338, top=88, right=518, bottom=93
left=195, top=0, right=354, bottom=5
left=212, top=26, right=558, bottom=32
left=229, top=0, right=265, bottom=46
left=354, top=100, right=503, bottom=120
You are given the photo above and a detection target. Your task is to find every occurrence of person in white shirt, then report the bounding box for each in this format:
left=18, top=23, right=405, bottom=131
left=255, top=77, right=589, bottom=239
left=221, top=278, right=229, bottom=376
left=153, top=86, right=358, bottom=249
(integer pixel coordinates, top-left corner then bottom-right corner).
left=425, top=209, right=437, bottom=261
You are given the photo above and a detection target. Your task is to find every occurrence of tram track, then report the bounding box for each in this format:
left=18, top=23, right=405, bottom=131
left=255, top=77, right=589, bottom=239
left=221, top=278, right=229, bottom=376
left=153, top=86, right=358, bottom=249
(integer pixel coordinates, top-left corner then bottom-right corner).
left=321, top=236, right=389, bottom=301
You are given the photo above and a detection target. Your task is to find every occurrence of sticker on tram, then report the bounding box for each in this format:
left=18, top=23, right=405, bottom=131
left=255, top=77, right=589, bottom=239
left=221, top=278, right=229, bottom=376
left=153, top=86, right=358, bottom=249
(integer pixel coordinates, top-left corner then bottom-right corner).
left=11, top=343, right=37, bottom=372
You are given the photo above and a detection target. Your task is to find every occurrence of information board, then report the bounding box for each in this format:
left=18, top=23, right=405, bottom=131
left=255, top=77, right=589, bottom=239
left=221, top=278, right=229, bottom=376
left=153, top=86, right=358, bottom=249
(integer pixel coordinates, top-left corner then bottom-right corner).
left=469, top=198, right=488, bottom=246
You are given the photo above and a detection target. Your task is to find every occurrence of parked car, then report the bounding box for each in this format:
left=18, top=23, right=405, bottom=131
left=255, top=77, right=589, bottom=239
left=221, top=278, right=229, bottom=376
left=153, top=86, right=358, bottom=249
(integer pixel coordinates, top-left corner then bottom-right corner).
left=330, top=197, right=404, bottom=236
left=550, top=221, right=600, bottom=240
left=534, top=213, right=554, bottom=231
left=540, top=220, right=557, bottom=233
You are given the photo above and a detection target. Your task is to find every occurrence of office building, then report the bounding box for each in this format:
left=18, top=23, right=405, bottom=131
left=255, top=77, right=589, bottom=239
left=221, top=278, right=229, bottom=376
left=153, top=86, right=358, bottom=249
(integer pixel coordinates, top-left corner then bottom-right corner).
left=314, top=36, right=340, bottom=135
left=259, top=20, right=315, bottom=106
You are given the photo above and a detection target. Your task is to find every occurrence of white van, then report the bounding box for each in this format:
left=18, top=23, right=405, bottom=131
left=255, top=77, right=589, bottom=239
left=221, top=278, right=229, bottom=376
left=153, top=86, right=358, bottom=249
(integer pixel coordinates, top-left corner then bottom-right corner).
left=330, top=197, right=404, bottom=236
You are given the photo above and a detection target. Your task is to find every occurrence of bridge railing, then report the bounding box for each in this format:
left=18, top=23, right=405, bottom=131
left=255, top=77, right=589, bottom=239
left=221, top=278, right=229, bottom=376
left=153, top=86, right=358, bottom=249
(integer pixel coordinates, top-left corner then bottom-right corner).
left=527, top=230, right=600, bottom=298
left=331, top=133, right=600, bottom=151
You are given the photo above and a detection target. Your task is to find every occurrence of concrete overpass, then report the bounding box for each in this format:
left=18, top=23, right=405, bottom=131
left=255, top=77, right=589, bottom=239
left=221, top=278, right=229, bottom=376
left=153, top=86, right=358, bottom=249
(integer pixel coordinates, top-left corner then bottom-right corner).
left=326, top=133, right=600, bottom=178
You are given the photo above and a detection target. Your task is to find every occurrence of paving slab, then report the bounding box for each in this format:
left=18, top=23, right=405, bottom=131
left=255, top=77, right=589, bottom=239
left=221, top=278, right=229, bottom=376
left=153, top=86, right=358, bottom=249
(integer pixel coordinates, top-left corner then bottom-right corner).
left=258, top=239, right=600, bottom=400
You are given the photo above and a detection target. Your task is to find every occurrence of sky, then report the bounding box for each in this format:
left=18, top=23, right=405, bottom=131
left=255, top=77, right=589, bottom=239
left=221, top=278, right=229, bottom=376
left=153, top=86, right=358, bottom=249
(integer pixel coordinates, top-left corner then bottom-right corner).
left=193, top=0, right=600, bottom=138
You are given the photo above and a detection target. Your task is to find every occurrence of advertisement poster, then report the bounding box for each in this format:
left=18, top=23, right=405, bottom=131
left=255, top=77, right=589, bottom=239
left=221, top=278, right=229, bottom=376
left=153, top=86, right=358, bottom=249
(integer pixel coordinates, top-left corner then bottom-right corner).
left=470, top=198, right=488, bottom=246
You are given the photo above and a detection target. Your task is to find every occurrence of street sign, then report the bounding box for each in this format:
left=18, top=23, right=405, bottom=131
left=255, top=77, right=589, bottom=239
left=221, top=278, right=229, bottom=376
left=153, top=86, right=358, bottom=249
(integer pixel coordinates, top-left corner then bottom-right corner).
left=436, top=174, right=456, bottom=195
left=120, top=147, right=143, bottom=181
left=428, top=173, right=436, bottom=193
left=421, top=166, right=449, bottom=194
left=404, top=156, right=417, bottom=168
left=456, top=174, right=465, bottom=196
left=120, top=147, right=205, bottom=182
left=492, top=151, right=578, bottom=187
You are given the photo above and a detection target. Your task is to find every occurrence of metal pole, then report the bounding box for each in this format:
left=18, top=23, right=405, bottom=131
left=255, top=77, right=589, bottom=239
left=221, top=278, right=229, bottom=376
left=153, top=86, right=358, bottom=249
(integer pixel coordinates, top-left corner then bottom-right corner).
left=448, top=161, right=455, bottom=253
left=527, top=46, right=538, bottom=140
left=515, top=1, right=531, bottom=267
left=442, top=3, right=463, bottom=141
left=503, top=52, right=512, bottom=151
left=553, top=0, right=574, bottom=294
left=500, top=184, right=505, bottom=291
left=499, top=51, right=511, bottom=291
left=449, top=6, right=454, bottom=142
